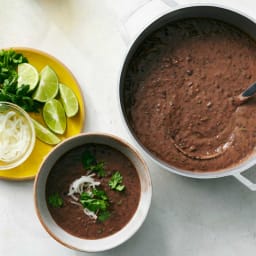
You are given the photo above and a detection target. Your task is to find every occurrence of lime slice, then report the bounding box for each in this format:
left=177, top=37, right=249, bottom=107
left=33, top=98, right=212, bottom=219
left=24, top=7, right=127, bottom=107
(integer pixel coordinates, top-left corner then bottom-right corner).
left=31, top=118, right=61, bottom=145
left=43, top=99, right=66, bottom=134
left=33, top=65, right=59, bottom=102
left=59, top=83, right=79, bottom=117
left=17, top=63, right=39, bottom=91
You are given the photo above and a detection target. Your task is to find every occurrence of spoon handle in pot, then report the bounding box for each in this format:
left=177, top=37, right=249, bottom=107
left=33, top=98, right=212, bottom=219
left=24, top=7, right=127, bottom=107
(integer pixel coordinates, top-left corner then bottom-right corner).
left=242, top=82, right=256, bottom=97
left=236, top=82, right=256, bottom=103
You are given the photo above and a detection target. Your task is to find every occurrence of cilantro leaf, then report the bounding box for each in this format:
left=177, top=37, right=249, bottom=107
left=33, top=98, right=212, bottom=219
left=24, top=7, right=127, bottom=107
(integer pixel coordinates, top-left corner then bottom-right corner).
left=80, top=190, right=108, bottom=212
left=80, top=189, right=110, bottom=221
left=109, top=171, right=125, bottom=191
left=116, top=184, right=125, bottom=192
left=92, top=188, right=108, bottom=201
left=48, top=193, right=63, bottom=208
left=90, top=162, right=106, bottom=177
left=82, top=150, right=96, bottom=169
left=81, top=150, right=106, bottom=177
left=98, top=211, right=110, bottom=222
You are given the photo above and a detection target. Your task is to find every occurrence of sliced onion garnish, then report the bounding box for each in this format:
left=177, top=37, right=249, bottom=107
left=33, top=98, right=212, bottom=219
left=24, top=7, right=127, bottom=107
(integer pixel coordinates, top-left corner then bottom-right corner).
left=68, top=174, right=100, bottom=198
left=83, top=208, right=97, bottom=220
left=68, top=174, right=101, bottom=219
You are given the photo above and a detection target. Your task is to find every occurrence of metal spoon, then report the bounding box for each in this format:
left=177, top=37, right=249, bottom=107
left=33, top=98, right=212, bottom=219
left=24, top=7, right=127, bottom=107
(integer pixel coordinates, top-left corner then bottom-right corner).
left=233, top=81, right=256, bottom=105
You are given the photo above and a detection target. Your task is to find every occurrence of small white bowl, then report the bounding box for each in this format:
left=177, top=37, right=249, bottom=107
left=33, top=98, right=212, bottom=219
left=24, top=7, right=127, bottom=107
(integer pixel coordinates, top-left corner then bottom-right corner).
left=34, top=133, right=152, bottom=252
left=0, top=101, right=35, bottom=170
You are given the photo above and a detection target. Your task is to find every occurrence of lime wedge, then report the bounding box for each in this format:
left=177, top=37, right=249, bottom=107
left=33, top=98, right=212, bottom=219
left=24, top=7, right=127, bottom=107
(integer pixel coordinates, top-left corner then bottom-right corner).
left=59, top=83, right=79, bottom=117
left=31, top=118, right=61, bottom=145
left=33, top=65, right=59, bottom=102
left=43, top=99, right=66, bottom=134
left=17, top=63, right=39, bottom=91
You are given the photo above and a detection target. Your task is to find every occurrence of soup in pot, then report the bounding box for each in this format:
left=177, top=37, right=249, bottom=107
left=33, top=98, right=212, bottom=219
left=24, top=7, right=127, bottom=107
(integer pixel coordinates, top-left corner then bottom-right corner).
left=124, top=18, right=256, bottom=172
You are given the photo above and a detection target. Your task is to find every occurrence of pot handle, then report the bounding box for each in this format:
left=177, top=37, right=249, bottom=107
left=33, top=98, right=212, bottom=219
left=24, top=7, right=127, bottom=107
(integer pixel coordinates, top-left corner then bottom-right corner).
left=114, top=0, right=180, bottom=45
left=233, top=172, right=256, bottom=191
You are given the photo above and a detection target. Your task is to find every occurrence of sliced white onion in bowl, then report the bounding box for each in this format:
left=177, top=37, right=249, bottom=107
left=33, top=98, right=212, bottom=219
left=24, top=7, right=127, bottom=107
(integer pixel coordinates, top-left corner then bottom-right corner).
left=0, top=111, right=31, bottom=162
left=0, top=102, right=35, bottom=170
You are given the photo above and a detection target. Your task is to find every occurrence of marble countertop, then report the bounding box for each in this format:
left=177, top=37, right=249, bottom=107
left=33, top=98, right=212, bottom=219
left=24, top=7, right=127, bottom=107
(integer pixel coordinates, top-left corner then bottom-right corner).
left=1, top=0, right=256, bottom=255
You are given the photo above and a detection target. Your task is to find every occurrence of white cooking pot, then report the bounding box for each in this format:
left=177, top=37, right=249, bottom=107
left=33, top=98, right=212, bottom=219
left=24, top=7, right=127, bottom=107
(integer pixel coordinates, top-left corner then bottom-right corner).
left=117, top=0, right=256, bottom=190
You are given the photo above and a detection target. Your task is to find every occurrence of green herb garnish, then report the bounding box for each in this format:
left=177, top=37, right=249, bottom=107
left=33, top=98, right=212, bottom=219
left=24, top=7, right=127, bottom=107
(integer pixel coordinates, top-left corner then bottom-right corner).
left=48, top=193, right=63, bottom=208
left=109, top=171, right=125, bottom=191
left=90, top=162, right=106, bottom=177
left=80, top=189, right=108, bottom=212
left=81, top=150, right=106, bottom=177
left=0, top=49, right=40, bottom=112
left=80, top=189, right=110, bottom=221
left=98, top=211, right=110, bottom=222
left=91, top=188, right=108, bottom=201
left=82, top=150, right=96, bottom=169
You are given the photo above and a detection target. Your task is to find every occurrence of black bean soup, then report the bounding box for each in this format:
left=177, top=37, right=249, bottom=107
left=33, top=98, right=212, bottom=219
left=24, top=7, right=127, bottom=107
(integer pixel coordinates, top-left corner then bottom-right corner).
left=46, top=143, right=141, bottom=239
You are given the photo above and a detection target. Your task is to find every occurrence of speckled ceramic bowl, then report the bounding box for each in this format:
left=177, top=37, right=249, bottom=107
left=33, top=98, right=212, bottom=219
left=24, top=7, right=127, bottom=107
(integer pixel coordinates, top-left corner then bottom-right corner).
left=34, top=132, right=152, bottom=252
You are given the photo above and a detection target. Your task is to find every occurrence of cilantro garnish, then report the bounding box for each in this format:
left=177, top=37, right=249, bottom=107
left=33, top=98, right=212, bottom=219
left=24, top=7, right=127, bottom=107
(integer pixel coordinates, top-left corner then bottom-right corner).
left=80, top=189, right=110, bottom=221
left=81, top=150, right=96, bottom=169
left=90, top=162, right=106, bottom=177
left=109, top=171, right=125, bottom=191
left=0, top=49, right=41, bottom=112
left=68, top=150, right=128, bottom=222
left=48, top=193, right=63, bottom=208
left=91, top=188, right=108, bottom=201
left=81, top=150, right=106, bottom=177
left=98, top=211, right=110, bottom=222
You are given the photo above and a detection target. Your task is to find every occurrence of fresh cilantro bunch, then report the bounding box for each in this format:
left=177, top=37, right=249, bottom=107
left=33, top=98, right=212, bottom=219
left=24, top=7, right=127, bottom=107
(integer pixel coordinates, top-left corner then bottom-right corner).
left=0, top=49, right=27, bottom=82
left=0, top=49, right=41, bottom=112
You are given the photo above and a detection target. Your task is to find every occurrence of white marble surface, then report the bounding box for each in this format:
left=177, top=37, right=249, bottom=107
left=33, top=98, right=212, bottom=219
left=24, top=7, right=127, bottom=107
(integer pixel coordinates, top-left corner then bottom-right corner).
left=1, top=0, right=256, bottom=255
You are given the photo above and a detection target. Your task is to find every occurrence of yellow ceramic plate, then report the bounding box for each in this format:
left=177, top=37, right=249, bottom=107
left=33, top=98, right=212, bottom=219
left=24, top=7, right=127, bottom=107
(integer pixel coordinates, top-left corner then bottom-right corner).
left=0, top=47, right=85, bottom=180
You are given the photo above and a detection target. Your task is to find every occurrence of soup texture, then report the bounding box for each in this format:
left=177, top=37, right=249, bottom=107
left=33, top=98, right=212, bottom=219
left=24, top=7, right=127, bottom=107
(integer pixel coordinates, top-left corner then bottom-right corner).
left=124, top=18, right=256, bottom=172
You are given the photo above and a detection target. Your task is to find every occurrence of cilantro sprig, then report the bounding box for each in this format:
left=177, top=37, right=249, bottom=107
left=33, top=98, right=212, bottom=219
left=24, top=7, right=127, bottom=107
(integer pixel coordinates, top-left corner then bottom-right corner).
left=80, top=189, right=110, bottom=222
left=82, top=150, right=106, bottom=177
left=48, top=193, right=63, bottom=208
left=109, top=171, right=125, bottom=191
